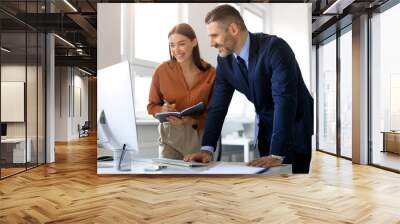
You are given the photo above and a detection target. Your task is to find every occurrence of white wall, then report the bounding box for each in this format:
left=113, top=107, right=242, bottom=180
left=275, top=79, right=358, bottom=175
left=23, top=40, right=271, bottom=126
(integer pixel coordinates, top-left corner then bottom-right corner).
left=55, top=67, right=89, bottom=141
left=73, top=74, right=89, bottom=136
left=55, top=67, right=68, bottom=141
left=1, top=64, right=47, bottom=163
left=98, top=4, right=123, bottom=70
left=187, top=3, right=219, bottom=67
left=264, top=3, right=312, bottom=91
left=1, top=65, right=35, bottom=137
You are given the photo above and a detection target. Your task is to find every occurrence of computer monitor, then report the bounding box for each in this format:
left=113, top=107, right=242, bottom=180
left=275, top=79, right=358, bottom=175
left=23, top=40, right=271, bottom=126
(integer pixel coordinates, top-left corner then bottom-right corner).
left=1, top=123, right=7, bottom=137
left=97, top=61, right=139, bottom=153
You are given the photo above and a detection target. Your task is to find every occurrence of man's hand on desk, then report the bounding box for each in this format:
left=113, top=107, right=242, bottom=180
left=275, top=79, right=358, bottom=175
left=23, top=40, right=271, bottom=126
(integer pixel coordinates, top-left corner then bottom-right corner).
left=247, top=155, right=283, bottom=168
left=183, top=151, right=212, bottom=163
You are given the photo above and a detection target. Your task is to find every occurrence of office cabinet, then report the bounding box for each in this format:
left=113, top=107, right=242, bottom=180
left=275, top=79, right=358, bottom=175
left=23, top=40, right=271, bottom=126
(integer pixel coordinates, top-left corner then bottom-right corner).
left=382, top=131, right=400, bottom=154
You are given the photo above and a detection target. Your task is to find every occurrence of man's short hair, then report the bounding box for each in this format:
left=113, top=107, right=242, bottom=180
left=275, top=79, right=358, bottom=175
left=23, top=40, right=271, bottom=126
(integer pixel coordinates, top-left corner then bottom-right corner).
left=205, top=4, right=247, bottom=31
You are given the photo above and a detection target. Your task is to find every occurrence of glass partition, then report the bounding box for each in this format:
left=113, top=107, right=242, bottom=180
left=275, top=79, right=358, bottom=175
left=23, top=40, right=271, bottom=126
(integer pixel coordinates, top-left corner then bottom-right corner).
left=38, top=32, right=46, bottom=165
left=27, top=30, right=38, bottom=169
left=0, top=1, right=46, bottom=179
left=1, top=30, right=28, bottom=177
left=317, top=36, right=337, bottom=155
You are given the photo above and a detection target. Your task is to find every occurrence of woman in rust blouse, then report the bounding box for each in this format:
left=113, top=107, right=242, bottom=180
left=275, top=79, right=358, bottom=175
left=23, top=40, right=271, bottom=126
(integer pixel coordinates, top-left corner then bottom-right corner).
left=147, top=23, right=216, bottom=160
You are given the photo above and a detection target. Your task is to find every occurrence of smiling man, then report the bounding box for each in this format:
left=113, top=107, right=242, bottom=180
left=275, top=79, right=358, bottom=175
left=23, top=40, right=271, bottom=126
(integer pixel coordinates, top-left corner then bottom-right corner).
left=183, top=4, right=314, bottom=173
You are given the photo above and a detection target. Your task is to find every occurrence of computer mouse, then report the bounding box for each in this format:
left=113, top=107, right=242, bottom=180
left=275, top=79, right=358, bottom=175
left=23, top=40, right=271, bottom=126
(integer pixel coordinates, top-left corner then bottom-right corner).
left=97, top=156, right=113, bottom=161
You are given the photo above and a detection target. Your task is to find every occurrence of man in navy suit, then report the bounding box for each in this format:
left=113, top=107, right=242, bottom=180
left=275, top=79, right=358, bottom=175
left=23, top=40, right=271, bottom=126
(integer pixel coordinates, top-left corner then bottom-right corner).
left=184, top=5, right=314, bottom=173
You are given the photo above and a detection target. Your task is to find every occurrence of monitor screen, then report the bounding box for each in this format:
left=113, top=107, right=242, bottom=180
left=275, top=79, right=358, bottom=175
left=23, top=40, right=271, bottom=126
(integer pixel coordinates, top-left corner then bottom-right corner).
left=1, top=123, right=7, bottom=137
left=97, top=61, right=139, bottom=152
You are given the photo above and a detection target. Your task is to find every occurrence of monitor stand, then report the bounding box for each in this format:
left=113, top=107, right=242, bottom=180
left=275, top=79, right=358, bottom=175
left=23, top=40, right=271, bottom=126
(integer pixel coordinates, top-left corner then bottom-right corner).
left=118, top=144, right=132, bottom=171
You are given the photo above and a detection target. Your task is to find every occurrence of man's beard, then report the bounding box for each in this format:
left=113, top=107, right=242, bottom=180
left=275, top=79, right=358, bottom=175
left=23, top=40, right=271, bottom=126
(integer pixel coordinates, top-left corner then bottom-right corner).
left=217, top=46, right=233, bottom=57
left=216, top=36, right=235, bottom=57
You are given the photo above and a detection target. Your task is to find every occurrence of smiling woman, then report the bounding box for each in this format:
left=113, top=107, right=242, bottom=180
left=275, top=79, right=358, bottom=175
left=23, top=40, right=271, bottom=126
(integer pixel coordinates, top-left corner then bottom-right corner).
left=147, top=23, right=216, bottom=160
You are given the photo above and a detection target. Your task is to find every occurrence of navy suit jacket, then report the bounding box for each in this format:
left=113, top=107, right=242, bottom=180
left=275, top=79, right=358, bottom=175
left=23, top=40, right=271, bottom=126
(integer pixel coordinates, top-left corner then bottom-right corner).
left=202, top=32, right=314, bottom=157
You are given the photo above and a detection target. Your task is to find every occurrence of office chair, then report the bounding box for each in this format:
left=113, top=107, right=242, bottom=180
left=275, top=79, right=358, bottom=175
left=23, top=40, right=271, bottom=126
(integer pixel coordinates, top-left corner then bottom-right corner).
left=79, top=121, right=90, bottom=138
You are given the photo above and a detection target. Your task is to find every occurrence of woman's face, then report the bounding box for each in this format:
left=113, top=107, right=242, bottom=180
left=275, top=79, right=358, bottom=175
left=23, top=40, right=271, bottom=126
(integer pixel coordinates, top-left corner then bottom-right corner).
left=168, top=33, right=197, bottom=63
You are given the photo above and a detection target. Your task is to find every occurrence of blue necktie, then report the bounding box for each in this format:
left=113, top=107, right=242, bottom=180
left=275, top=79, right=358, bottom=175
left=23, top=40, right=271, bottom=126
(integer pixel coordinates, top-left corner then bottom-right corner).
left=236, top=56, right=249, bottom=85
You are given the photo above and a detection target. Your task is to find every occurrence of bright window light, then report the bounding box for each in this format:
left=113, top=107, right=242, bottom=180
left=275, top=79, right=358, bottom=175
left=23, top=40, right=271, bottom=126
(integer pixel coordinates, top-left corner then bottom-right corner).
left=134, top=3, right=179, bottom=63
left=134, top=75, right=153, bottom=119
left=243, top=9, right=263, bottom=32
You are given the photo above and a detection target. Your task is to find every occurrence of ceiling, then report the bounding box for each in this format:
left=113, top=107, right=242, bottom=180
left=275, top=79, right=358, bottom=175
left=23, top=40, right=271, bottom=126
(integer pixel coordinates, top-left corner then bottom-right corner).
left=0, top=0, right=392, bottom=75
left=0, top=0, right=97, bottom=74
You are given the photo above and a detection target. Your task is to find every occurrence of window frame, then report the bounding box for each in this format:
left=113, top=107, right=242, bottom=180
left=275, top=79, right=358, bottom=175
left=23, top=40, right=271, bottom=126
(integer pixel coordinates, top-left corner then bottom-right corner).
left=131, top=3, right=185, bottom=71
left=238, top=3, right=265, bottom=33
left=368, top=0, right=400, bottom=173
left=315, top=24, right=353, bottom=161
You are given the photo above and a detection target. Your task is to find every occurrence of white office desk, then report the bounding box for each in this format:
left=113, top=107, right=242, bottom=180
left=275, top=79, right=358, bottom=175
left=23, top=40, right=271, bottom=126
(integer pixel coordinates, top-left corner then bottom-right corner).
left=97, top=159, right=292, bottom=175
left=1, top=138, right=31, bottom=163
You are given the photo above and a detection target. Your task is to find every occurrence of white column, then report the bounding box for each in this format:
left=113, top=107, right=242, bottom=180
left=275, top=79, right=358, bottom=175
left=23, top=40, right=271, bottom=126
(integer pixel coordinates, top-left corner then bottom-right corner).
left=352, top=14, right=369, bottom=164
left=46, top=33, right=55, bottom=163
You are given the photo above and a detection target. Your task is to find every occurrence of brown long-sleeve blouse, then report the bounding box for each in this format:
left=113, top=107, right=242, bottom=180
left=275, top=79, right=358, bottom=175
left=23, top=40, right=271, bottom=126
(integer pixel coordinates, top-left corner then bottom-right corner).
left=147, top=60, right=216, bottom=129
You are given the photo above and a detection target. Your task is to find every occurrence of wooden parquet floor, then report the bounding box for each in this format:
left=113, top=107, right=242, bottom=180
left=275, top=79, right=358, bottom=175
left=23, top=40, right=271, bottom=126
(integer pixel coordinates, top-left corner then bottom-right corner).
left=1, top=135, right=400, bottom=224
left=1, top=167, right=26, bottom=178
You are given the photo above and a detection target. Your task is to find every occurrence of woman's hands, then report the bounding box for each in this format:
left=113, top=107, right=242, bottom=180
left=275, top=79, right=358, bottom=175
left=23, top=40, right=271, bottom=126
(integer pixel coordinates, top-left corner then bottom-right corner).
left=160, top=102, right=177, bottom=112
left=160, top=101, right=197, bottom=126
left=167, top=116, right=196, bottom=126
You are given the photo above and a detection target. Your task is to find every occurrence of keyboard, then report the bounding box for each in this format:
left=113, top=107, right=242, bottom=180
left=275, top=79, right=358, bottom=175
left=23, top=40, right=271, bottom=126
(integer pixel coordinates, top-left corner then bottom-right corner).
left=152, top=158, right=208, bottom=167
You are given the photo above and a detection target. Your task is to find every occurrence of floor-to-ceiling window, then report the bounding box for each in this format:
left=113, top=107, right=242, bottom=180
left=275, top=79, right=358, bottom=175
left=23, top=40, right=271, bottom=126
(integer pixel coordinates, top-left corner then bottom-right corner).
left=317, top=35, right=337, bottom=155
left=370, top=2, right=400, bottom=171
left=339, top=27, right=352, bottom=159
left=316, top=22, right=353, bottom=159
left=0, top=1, right=46, bottom=179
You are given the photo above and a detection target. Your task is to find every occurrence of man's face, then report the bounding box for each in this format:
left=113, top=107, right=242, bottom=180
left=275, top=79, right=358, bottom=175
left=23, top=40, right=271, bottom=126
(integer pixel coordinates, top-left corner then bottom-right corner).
left=206, top=22, right=236, bottom=57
